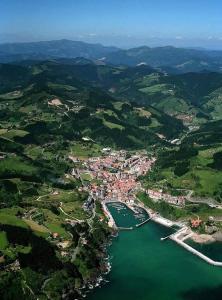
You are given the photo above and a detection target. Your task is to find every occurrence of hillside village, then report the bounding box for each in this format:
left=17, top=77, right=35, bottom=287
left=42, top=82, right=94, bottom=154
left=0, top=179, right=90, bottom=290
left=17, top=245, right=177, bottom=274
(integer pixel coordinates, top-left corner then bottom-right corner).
left=70, top=150, right=151, bottom=203
left=67, top=146, right=222, bottom=240
left=69, top=148, right=189, bottom=213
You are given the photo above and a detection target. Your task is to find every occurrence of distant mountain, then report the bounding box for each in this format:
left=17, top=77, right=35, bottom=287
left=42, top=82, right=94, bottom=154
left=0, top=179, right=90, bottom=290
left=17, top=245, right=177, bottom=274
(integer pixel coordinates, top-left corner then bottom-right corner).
left=105, top=46, right=222, bottom=73
left=0, top=39, right=119, bottom=63
left=2, top=40, right=222, bottom=73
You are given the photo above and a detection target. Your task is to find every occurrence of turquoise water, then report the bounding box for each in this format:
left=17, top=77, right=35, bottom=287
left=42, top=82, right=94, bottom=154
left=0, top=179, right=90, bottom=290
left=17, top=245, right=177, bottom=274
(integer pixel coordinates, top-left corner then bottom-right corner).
left=88, top=203, right=222, bottom=300
left=187, top=239, right=222, bottom=262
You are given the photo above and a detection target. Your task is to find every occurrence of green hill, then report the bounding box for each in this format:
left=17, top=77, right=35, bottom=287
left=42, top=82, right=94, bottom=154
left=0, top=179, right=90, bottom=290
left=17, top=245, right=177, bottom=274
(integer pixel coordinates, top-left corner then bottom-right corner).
left=143, top=120, right=222, bottom=199
left=0, top=61, right=185, bottom=148
left=26, top=60, right=222, bottom=125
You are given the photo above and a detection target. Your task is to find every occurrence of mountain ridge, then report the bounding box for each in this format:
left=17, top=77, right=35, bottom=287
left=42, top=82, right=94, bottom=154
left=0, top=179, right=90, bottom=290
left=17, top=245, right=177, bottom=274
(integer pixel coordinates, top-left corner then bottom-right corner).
left=1, top=39, right=222, bottom=73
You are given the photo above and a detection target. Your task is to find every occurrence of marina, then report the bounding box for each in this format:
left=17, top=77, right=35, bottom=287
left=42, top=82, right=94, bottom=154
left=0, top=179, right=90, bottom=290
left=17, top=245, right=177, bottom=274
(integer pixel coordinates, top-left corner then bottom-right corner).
left=88, top=204, right=222, bottom=300
left=105, top=201, right=222, bottom=266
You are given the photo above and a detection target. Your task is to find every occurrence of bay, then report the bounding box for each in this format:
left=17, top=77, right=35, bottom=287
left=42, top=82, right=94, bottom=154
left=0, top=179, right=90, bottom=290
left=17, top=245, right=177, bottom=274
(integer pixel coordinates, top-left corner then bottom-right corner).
left=88, top=203, right=222, bottom=300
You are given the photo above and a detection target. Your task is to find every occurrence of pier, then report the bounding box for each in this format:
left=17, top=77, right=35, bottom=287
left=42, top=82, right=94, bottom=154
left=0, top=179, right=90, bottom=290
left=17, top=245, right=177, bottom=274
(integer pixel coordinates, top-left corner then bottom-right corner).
left=160, top=235, right=171, bottom=241
left=161, top=227, right=185, bottom=241
left=135, top=217, right=152, bottom=227
left=118, top=227, right=133, bottom=230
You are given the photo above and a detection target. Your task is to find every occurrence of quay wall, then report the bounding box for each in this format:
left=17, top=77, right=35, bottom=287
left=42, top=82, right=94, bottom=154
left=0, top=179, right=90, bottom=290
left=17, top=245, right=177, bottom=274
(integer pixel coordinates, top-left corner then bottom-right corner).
left=103, top=198, right=222, bottom=266
left=102, top=202, right=117, bottom=229
left=171, top=235, right=222, bottom=266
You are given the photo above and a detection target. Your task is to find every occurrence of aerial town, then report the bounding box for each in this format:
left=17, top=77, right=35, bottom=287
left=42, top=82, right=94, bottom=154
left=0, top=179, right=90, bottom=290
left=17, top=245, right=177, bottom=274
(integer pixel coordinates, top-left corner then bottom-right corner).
left=69, top=148, right=189, bottom=213
left=69, top=149, right=155, bottom=208
left=69, top=147, right=188, bottom=215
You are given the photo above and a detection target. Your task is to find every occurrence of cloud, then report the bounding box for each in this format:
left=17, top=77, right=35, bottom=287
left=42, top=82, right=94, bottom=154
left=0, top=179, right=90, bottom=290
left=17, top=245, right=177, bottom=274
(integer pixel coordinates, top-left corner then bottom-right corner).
left=175, top=36, right=183, bottom=40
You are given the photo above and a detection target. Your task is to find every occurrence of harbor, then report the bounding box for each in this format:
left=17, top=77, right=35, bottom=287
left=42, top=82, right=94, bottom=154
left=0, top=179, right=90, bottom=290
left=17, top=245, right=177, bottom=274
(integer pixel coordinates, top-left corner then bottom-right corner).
left=105, top=201, right=222, bottom=267
left=88, top=203, right=222, bottom=300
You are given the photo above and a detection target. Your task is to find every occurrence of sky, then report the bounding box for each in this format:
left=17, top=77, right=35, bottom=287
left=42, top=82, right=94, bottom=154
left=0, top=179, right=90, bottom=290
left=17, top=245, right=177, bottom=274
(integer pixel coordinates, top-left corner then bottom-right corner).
left=1, top=0, right=222, bottom=49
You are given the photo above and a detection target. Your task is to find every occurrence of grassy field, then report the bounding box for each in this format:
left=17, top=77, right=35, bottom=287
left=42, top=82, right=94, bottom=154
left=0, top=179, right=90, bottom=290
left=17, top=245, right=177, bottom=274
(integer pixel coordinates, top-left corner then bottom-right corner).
left=47, top=82, right=77, bottom=91
left=136, top=73, right=160, bottom=87
left=61, top=201, right=89, bottom=220
left=45, top=222, right=69, bottom=238
left=35, top=189, right=89, bottom=220
left=139, top=83, right=171, bottom=95
left=0, top=157, right=38, bottom=178
left=0, top=213, right=29, bottom=228
left=103, top=119, right=124, bottom=130
left=23, top=219, right=50, bottom=234
left=0, top=231, right=8, bottom=250
left=155, top=97, right=190, bottom=115
left=0, top=129, right=29, bottom=140
left=148, top=145, right=222, bottom=198
left=0, top=90, right=23, bottom=100
left=80, top=172, right=92, bottom=181
left=70, top=142, right=101, bottom=158
left=156, top=166, right=222, bottom=197
left=149, top=117, right=161, bottom=128
left=25, top=145, right=55, bottom=160
left=134, top=107, right=151, bottom=118
left=112, top=101, right=124, bottom=111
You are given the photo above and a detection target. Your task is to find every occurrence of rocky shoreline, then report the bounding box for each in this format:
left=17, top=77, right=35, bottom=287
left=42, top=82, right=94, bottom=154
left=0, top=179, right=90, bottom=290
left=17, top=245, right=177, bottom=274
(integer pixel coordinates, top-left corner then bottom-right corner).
left=78, top=233, right=116, bottom=299
left=191, top=231, right=222, bottom=244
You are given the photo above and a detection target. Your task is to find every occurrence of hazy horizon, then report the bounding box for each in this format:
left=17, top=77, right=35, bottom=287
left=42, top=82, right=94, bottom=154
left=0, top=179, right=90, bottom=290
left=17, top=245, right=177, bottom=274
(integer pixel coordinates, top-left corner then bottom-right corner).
left=1, top=0, right=222, bottom=50
left=1, top=37, right=222, bottom=51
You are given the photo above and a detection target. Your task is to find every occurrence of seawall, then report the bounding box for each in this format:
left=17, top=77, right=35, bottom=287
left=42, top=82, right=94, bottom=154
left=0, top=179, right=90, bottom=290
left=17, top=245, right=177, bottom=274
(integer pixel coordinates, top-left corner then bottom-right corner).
left=171, top=235, right=222, bottom=266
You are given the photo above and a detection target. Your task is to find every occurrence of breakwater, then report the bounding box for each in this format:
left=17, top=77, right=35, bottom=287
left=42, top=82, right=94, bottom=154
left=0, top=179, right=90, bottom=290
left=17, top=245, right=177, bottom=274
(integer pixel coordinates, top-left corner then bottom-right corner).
left=103, top=200, right=222, bottom=267
left=171, top=230, right=222, bottom=267
left=88, top=204, right=222, bottom=300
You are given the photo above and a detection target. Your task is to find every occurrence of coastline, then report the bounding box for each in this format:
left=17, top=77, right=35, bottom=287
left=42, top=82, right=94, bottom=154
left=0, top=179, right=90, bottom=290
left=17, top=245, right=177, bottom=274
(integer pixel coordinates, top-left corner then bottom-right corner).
left=80, top=236, right=115, bottom=299
left=89, top=198, right=222, bottom=300
left=84, top=200, right=222, bottom=298
left=107, top=200, right=222, bottom=267
left=191, top=233, right=215, bottom=244
left=171, top=233, right=222, bottom=266
left=140, top=203, right=222, bottom=266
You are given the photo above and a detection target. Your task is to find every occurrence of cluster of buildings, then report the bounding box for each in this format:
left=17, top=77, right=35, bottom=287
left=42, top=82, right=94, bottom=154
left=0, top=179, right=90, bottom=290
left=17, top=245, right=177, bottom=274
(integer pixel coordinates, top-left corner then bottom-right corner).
left=72, top=150, right=155, bottom=205
left=69, top=147, right=189, bottom=215
left=146, top=189, right=186, bottom=207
